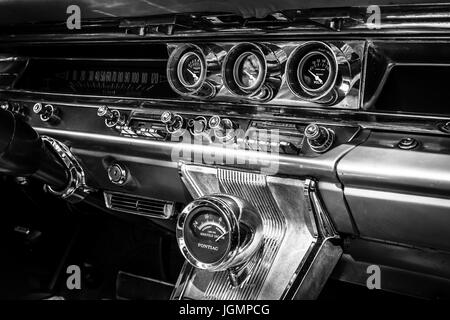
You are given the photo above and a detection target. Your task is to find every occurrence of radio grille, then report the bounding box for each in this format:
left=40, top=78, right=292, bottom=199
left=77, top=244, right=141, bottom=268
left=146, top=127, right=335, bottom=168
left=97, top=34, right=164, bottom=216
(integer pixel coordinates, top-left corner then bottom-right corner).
left=104, top=192, right=175, bottom=219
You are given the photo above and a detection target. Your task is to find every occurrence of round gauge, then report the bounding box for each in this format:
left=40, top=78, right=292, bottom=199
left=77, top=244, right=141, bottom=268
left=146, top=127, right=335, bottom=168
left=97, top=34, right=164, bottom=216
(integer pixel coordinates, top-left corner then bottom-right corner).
left=177, top=52, right=204, bottom=88
left=298, top=52, right=332, bottom=92
left=222, top=43, right=268, bottom=97
left=233, top=52, right=264, bottom=91
left=184, top=207, right=231, bottom=264
left=167, top=44, right=219, bottom=98
left=286, top=42, right=340, bottom=103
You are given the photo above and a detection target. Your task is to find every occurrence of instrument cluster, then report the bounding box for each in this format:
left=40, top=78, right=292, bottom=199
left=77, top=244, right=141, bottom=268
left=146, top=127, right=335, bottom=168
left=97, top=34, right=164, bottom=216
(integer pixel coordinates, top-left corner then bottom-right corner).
left=167, top=41, right=363, bottom=108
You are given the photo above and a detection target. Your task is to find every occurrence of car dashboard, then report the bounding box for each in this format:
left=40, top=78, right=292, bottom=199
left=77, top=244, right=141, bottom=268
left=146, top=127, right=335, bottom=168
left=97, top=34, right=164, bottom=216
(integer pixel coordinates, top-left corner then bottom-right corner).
left=1, top=3, right=450, bottom=300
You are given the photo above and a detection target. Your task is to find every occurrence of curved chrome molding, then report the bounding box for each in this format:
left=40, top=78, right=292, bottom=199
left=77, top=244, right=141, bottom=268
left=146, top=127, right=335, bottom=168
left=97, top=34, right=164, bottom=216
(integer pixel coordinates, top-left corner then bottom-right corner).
left=176, top=194, right=264, bottom=286
left=222, top=42, right=286, bottom=101
left=167, top=43, right=225, bottom=99
left=304, top=179, right=339, bottom=240
left=172, top=164, right=342, bottom=300
left=41, top=136, right=93, bottom=203
left=285, top=41, right=356, bottom=105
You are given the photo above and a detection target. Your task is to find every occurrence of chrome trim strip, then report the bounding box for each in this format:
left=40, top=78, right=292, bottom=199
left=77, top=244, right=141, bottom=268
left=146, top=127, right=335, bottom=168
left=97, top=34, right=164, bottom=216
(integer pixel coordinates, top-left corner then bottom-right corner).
left=34, top=127, right=356, bottom=181
left=41, top=135, right=93, bottom=202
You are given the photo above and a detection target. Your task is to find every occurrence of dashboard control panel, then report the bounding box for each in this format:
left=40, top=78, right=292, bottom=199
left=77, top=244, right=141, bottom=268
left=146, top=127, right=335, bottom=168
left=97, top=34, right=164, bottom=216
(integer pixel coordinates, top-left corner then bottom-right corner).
left=115, top=109, right=360, bottom=156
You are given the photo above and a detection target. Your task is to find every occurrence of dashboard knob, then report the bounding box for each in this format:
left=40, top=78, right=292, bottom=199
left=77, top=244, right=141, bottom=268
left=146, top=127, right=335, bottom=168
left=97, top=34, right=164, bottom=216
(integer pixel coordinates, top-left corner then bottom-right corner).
left=208, top=116, right=236, bottom=141
left=188, top=116, right=208, bottom=136
left=176, top=194, right=263, bottom=286
left=304, top=123, right=335, bottom=153
left=160, top=111, right=175, bottom=124
left=33, top=103, right=59, bottom=123
left=0, top=102, right=9, bottom=111
left=97, top=105, right=115, bottom=120
left=107, top=163, right=128, bottom=185
left=161, top=111, right=186, bottom=135
left=97, top=106, right=126, bottom=128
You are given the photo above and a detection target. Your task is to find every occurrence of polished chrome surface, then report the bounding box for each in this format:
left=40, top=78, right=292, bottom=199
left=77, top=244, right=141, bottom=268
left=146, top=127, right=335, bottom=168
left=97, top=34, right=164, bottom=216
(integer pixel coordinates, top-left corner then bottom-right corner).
left=305, top=123, right=335, bottom=153
left=41, top=136, right=93, bottom=203
left=222, top=42, right=285, bottom=100
left=165, top=41, right=362, bottom=108
left=176, top=194, right=263, bottom=286
left=172, top=164, right=342, bottom=300
left=107, top=163, right=128, bottom=185
left=97, top=105, right=126, bottom=128
left=33, top=103, right=59, bottom=123
left=167, top=43, right=225, bottom=99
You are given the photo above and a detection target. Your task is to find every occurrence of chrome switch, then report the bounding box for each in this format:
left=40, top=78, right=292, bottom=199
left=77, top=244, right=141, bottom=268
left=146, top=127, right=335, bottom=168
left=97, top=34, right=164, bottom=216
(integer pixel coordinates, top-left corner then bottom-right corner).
left=304, top=123, right=335, bottom=153
left=97, top=106, right=126, bottom=128
left=208, top=115, right=237, bottom=141
left=160, top=111, right=186, bottom=135
left=107, top=163, right=128, bottom=185
left=33, top=103, right=60, bottom=123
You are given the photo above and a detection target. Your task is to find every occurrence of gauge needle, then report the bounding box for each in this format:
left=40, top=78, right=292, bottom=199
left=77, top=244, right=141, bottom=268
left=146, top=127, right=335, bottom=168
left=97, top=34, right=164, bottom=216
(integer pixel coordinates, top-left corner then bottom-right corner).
left=187, top=69, right=199, bottom=81
left=244, top=70, right=256, bottom=82
left=308, top=70, right=323, bottom=84
left=215, top=232, right=229, bottom=242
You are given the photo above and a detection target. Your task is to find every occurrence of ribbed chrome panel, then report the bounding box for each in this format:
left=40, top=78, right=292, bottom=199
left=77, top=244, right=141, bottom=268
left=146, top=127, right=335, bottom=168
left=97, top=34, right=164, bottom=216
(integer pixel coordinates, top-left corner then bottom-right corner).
left=202, top=169, right=286, bottom=300
left=172, top=164, right=342, bottom=300
left=104, top=192, right=175, bottom=219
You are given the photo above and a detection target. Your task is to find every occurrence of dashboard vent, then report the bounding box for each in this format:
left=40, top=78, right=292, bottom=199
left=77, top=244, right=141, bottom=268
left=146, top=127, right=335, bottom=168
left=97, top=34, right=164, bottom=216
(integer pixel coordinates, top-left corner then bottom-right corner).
left=104, top=192, right=175, bottom=219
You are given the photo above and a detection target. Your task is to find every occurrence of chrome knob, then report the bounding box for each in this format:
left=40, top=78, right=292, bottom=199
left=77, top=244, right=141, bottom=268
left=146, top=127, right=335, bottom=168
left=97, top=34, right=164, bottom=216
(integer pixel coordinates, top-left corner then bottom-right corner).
left=0, top=102, right=9, bottom=111
left=161, top=111, right=185, bottom=135
left=176, top=194, right=263, bottom=286
left=97, top=105, right=115, bottom=120
left=305, top=123, right=335, bottom=153
left=188, top=116, right=208, bottom=136
left=208, top=116, right=236, bottom=141
left=33, top=103, right=59, bottom=123
left=107, top=163, right=128, bottom=185
left=97, top=106, right=126, bottom=128
left=160, top=111, right=175, bottom=124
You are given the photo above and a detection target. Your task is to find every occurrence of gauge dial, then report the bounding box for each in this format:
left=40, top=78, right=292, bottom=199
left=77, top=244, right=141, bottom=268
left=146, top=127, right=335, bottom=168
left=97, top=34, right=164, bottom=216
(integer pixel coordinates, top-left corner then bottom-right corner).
left=233, top=52, right=264, bottom=90
left=184, top=208, right=230, bottom=264
left=177, top=52, right=204, bottom=88
left=222, top=43, right=270, bottom=97
left=286, top=42, right=339, bottom=102
left=298, top=52, right=331, bottom=91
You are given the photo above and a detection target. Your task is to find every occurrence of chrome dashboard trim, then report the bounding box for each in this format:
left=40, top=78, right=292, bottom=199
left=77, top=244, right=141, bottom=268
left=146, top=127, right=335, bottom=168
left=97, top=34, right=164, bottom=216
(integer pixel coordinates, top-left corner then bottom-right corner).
left=41, top=135, right=93, bottom=202
left=172, top=165, right=342, bottom=300
left=34, top=127, right=358, bottom=181
left=3, top=91, right=450, bottom=135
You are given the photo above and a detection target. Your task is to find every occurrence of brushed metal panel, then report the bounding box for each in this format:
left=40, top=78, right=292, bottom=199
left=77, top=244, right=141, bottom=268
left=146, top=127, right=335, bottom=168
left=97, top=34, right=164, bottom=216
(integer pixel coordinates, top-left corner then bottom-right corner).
left=345, top=187, right=450, bottom=251
left=337, top=132, right=450, bottom=198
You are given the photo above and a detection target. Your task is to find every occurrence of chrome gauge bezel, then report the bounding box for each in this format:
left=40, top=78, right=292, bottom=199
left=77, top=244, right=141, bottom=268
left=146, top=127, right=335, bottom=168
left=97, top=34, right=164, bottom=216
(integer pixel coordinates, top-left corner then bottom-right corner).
left=176, top=51, right=205, bottom=89
left=286, top=42, right=340, bottom=103
left=222, top=42, right=284, bottom=101
left=176, top=196, right=240, bottom=271
left=167, top=43, right=223, bottom=99
left=232, top=51, right=265, bottom=92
